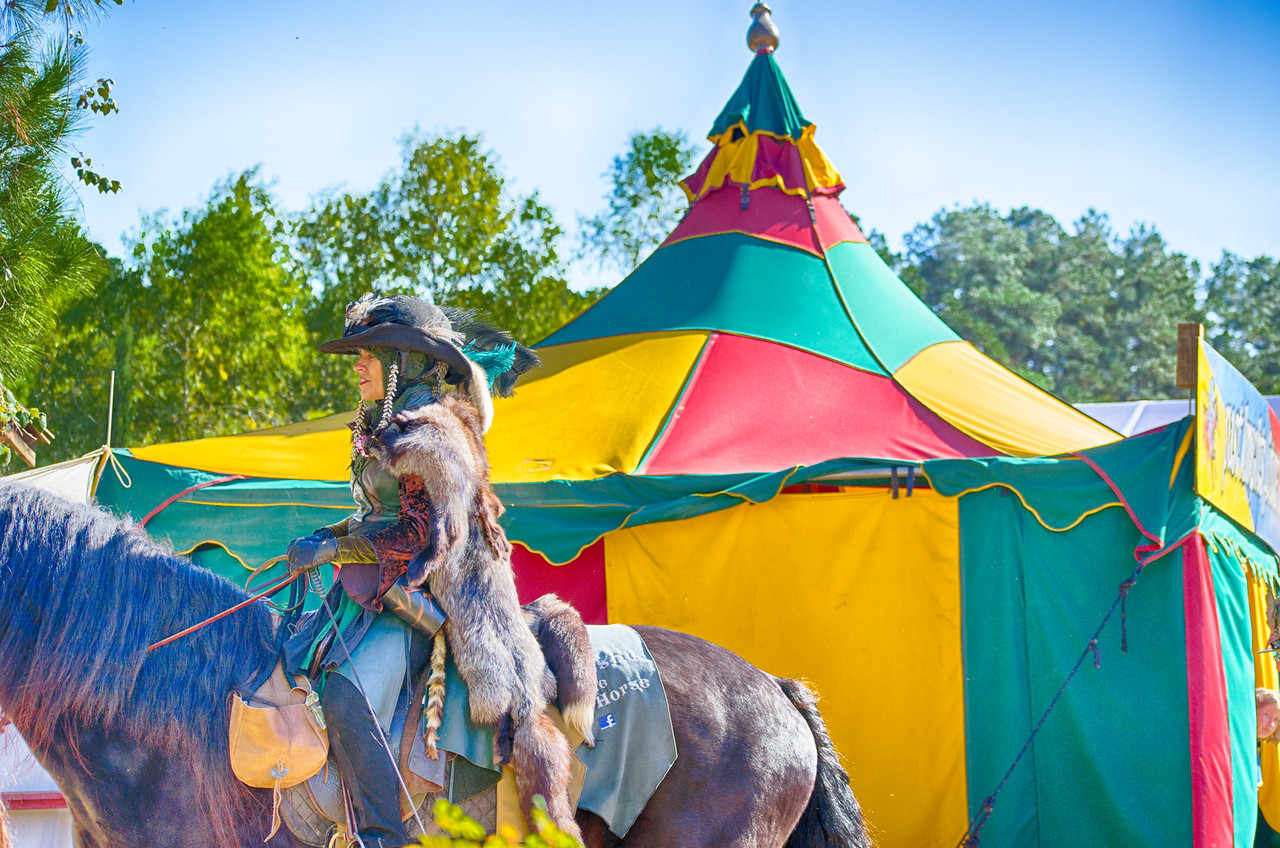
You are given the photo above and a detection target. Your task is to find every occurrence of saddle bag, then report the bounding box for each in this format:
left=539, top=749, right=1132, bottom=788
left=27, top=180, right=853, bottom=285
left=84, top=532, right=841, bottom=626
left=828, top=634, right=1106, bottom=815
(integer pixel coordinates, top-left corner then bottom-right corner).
left=229, top=664, right=329, bottom=838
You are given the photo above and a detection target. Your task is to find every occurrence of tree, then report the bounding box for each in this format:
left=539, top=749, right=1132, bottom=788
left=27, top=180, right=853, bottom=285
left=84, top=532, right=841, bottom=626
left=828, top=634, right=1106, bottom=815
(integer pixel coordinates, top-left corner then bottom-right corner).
left=901, top=203, right=1200, bottom=400
left=903, top=204, right=1063, bottom=388
left=34, top=171, right=314, bottom=459
left=448, top=194, right=601, bottom=346
left=1205, top=252, right=1280, bottom=393
left=295, top=131, right=601, bottom=414
left=23, top=255, right=134, bottom=458
left=577, top=128, right=697, bottom=274
left=0, top=0, right=121, bottom=466
left=0, top=28, right=105, bottom=385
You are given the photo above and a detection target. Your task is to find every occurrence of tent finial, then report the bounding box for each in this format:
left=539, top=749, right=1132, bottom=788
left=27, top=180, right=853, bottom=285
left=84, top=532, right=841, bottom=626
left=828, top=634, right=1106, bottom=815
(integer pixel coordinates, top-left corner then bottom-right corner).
left=747, top=3, right=780, bottom=54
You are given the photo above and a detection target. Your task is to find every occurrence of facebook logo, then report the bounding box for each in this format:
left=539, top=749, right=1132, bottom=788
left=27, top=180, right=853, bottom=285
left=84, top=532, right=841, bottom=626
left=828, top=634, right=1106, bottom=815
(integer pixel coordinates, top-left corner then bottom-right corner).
left=598, top=713, right=617, bottom=731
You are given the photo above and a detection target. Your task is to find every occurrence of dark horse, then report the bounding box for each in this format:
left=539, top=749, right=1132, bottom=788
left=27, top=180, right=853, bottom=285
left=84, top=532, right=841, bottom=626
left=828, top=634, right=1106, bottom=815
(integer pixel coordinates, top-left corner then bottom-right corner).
left=0, top=483, right=870, bottom=848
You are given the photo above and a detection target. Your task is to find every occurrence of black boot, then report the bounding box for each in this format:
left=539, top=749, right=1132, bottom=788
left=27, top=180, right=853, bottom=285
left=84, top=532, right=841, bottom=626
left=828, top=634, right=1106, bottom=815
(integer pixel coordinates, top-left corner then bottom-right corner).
left=322, top=673, right=409, bottom=848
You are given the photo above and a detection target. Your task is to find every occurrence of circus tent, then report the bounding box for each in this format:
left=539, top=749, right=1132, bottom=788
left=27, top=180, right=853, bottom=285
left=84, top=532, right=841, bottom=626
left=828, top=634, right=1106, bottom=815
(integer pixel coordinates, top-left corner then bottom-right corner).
left=59, top=39, right=1149, bottom=846
left=100, top=48, right=1122, bottom=569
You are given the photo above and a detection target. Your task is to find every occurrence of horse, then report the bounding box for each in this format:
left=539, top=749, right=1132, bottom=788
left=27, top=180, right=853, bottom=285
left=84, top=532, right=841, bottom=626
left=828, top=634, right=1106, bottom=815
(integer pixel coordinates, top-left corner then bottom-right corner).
left=0, top=482, right=871, bottom=848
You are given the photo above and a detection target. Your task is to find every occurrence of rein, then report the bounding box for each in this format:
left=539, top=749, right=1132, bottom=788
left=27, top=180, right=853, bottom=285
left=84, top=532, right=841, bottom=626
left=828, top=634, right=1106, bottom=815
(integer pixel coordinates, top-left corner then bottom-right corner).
left=142, top=552, right=430, bottom=835
left=146, top=556, right=299, bottom=652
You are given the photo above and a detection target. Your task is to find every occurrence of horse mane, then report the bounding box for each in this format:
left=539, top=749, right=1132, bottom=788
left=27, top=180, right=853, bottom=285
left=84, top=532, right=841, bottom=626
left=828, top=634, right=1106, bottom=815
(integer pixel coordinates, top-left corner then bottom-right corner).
left=0, top=481, right=278, bottom=842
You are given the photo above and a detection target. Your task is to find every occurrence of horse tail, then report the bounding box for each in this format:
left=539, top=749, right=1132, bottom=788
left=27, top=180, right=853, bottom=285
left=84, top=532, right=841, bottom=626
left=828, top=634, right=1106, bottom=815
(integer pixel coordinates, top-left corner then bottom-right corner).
left=778, top=677, right=873, bottom=848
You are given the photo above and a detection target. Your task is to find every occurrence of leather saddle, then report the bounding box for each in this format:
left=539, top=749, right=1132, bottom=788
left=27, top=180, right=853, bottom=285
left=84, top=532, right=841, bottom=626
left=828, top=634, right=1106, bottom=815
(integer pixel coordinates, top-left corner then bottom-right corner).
left=276, top=699, right=497, bottom=847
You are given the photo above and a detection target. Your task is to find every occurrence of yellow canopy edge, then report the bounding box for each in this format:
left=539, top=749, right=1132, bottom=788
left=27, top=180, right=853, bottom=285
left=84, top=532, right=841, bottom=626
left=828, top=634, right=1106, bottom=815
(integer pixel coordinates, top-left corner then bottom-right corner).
left=129, top=332, right=706, bottom=483
left=486, top=332, right=707, bottom=484
left=131, top=412, right=351, bottom=480
left=895, top=340, right=1120, bottom=457
left=604, top=488, right=968, bottom=848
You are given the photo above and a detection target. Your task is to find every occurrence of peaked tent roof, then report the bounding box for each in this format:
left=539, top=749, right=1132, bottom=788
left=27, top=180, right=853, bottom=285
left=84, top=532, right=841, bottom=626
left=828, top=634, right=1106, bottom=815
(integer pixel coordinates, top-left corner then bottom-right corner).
left=492, top=50, right=1118, bottom=478
left=124, top=48, right=1120, bottom=561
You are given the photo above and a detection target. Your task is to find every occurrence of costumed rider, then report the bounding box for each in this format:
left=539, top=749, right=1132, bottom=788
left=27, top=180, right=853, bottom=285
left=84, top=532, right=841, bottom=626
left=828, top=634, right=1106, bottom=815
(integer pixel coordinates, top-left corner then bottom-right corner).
left=282, top=294, right=588, bottom=847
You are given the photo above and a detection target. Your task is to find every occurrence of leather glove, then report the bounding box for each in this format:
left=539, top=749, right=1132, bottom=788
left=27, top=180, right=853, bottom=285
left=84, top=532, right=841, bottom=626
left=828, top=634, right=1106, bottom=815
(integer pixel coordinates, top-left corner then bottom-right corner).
left=287, top=529, right=339, bottom=575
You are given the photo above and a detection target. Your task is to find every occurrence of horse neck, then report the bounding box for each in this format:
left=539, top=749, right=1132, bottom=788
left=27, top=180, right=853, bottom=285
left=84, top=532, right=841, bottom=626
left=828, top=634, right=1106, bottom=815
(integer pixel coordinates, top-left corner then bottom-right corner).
left=32, top=716, right=293, bottom=848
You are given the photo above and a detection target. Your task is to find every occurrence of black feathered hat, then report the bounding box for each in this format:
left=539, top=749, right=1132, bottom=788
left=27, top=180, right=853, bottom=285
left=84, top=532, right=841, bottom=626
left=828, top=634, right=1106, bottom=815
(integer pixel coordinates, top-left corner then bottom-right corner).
left=320, top=294, right=541, bottom=433
left=318, top=294, right=474, bottom=382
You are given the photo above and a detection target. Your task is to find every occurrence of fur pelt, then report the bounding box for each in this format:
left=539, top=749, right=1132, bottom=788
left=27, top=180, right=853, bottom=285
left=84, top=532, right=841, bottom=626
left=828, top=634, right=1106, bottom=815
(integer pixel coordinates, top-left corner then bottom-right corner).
left=368, top=395, right=583, bottom=838
left=524, top=594, right=597, bottom=748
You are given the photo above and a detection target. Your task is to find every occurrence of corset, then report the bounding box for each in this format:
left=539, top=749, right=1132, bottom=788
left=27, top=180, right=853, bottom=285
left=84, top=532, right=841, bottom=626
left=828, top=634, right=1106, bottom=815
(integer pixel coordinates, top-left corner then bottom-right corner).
left=347, top=456, right=401, bottom=535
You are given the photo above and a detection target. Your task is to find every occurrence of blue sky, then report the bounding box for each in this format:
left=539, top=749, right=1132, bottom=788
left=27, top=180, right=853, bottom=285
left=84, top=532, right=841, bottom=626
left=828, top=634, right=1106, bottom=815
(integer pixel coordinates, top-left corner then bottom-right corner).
left=69, top=1, right=1280, bottom=291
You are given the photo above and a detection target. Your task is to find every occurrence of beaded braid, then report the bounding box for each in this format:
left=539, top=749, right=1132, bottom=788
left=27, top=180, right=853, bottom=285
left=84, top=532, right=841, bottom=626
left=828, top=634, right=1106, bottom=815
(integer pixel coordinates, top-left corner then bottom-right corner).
left=377, top=359, right=400, bottom=429
left=350, top=358, right=403, bottom=460
left=351, top=399, right=370, bottom=461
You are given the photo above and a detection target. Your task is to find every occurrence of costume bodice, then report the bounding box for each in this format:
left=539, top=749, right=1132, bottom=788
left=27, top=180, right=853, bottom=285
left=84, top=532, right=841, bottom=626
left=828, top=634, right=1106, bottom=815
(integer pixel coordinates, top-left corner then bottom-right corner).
left=345, top=382, right=439, bottom=536
left=348, top=458, right=401, bottom=535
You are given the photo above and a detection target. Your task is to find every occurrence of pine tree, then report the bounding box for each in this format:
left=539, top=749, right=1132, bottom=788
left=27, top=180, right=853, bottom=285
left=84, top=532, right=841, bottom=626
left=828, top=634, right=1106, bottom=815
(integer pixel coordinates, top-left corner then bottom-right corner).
left=0, top=0, right=118, bottom=465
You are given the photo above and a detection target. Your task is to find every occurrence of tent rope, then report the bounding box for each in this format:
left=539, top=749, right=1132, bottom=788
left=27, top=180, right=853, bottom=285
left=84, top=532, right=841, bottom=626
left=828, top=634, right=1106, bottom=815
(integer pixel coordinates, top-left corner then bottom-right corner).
left=956, top=554, right=1154, bottom=847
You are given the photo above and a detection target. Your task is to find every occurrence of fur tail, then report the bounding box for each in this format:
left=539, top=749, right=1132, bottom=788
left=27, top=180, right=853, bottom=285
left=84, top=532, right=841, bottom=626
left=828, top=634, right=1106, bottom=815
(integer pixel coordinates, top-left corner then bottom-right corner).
left=523, top=594, right=597, bottom=747
left=779, top=678, right=873, bottom=848
left=511, top=711, right=582, bottom=841
left=423, top=629, right=448, bottom=757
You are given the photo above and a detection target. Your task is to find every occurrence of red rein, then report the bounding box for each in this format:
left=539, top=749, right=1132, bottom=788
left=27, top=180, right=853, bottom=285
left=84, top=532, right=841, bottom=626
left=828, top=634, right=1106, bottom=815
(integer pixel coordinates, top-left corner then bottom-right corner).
left=146, top=570, right=301, bottom=652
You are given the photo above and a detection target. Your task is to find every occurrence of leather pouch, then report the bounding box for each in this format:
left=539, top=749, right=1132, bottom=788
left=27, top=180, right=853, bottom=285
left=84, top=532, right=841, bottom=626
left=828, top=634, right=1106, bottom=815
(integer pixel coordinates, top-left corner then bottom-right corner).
left=229, top=664, right=329, bottom=838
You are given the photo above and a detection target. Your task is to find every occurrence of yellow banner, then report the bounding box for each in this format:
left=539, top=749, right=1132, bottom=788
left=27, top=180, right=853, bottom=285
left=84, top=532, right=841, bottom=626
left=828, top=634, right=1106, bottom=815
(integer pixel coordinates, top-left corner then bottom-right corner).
left=1195, top=339, right=1280, bottom=547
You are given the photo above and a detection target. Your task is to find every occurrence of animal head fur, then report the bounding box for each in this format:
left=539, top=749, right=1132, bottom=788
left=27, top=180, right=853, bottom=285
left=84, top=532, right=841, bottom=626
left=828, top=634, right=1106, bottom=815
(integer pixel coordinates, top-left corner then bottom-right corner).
left=369, top=394, right=509, bottom=565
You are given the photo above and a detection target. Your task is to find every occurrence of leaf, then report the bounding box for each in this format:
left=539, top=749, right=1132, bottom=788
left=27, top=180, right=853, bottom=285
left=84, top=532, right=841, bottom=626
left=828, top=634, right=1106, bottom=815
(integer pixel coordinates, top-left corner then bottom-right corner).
left=44, top=0, right=59, bottom=12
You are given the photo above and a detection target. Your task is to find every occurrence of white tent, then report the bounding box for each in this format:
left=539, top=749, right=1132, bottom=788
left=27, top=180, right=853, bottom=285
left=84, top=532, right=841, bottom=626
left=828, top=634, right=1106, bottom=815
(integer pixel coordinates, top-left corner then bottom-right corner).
left=1077, top=396, right=1280, bottom=436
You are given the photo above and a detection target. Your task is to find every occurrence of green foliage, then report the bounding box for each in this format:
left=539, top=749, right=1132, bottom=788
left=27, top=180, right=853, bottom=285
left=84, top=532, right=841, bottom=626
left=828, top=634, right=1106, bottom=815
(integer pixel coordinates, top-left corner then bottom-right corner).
left=298, top=131, right=518, bottom=312
left=446, top=194, right=603, bottom=345
left=0, top=34, right=106, bottom=384
left=33, top=172, right=314, bottom=459
left=1205, top=252, right=1280, bottom=393
left=0, top=0, right=119, bottom=473
left=414, top=797, right=582, bottom=848
left=577, top=128, right=697, bottom=274
left=72, top=155, right=120, bottom=193
left=295, top=131, right=601, bottom=414
left=900, top=203, right=1201, bottom=401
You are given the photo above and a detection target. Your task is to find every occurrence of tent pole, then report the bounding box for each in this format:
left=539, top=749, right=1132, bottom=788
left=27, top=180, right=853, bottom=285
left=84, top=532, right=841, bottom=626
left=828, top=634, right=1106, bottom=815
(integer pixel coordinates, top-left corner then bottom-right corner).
left=106, top=370, right=115, bottom=448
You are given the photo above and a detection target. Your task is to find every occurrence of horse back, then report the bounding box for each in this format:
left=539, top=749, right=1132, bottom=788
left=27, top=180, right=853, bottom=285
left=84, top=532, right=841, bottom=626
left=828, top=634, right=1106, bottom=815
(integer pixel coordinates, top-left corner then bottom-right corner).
left=591, top=625, right=817, bottom=847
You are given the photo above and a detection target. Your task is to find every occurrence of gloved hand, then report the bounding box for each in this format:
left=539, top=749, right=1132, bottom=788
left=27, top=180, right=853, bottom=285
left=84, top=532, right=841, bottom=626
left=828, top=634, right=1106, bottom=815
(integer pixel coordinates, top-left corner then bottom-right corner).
left=287, top=529, right=339, bottom=575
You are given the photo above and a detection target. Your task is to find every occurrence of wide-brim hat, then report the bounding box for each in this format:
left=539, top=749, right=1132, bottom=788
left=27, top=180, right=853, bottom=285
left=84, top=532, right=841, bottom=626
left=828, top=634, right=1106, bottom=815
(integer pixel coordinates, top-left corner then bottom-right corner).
left=318, top=295, right=473, bottom=382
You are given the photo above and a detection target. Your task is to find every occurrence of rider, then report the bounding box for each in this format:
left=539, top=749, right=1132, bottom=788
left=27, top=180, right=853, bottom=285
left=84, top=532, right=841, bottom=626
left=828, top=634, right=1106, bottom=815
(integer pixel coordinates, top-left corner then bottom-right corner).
left=283, top=294, right=548, bottom=848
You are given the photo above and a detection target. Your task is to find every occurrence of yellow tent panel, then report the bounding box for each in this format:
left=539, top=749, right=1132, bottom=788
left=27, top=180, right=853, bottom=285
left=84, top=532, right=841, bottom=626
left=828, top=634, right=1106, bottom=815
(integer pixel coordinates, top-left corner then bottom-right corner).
left=895, top=341, right=1119, bottom=458
left=604, top=487, right=967, bottom=848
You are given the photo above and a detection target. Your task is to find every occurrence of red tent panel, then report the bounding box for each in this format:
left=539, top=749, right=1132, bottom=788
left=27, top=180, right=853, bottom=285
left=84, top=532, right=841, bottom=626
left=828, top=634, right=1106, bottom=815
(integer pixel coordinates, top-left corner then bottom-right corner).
left=639, top=332, right=999, bottom=476
left=513, top=539, right=607, bottom=624
left=663, top=187, right=865, bottom=257
left=1183, top=533, right=1235, bottom=847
